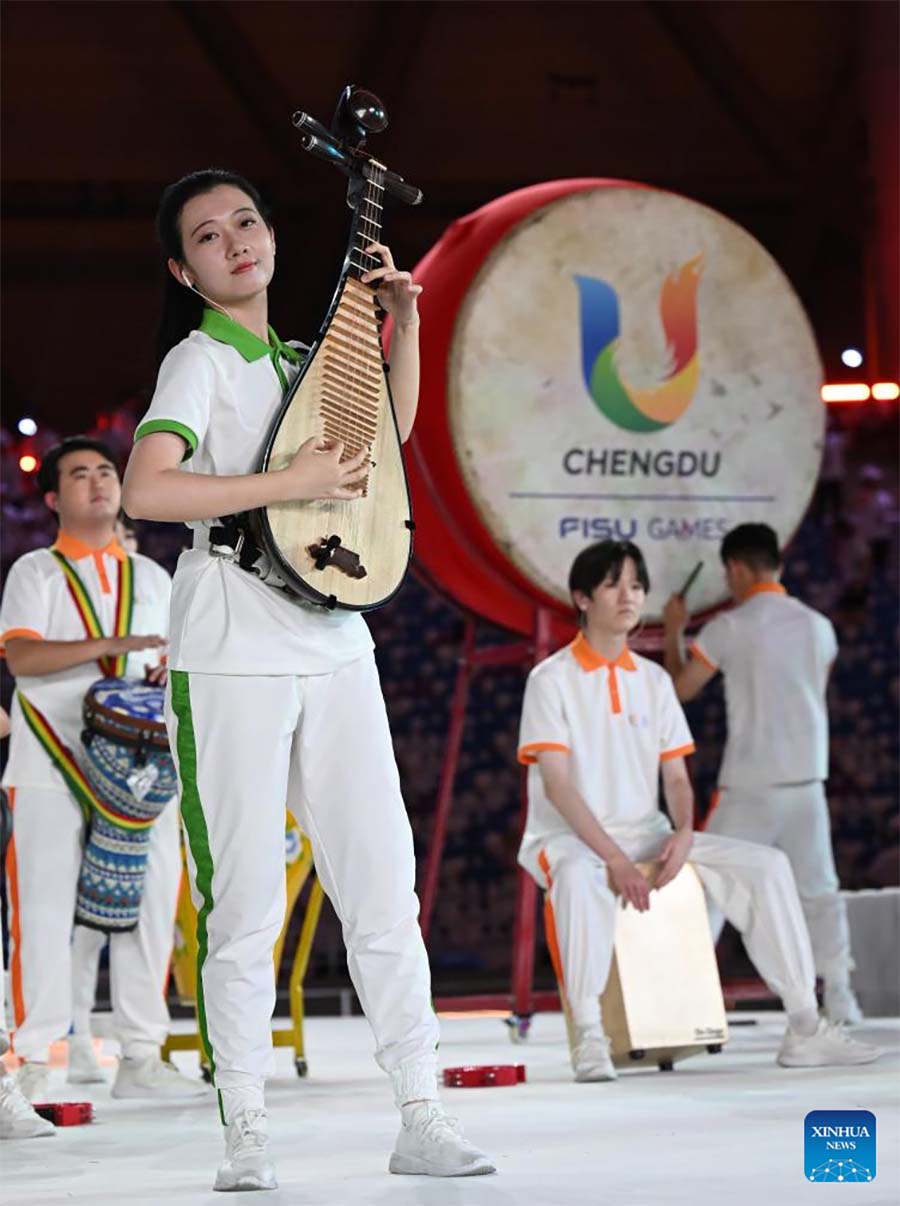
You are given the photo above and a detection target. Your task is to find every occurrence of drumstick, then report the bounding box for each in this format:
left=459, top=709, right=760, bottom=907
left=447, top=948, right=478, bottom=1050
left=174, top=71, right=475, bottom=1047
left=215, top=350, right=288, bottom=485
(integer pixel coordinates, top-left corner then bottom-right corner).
left=678, top=560, right=704, bottom=600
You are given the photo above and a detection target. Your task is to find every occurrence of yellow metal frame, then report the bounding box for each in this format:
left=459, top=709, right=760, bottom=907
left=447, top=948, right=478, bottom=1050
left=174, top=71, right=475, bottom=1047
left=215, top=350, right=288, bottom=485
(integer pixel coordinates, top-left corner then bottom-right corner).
left=163, top=813, right=324, bottom=1077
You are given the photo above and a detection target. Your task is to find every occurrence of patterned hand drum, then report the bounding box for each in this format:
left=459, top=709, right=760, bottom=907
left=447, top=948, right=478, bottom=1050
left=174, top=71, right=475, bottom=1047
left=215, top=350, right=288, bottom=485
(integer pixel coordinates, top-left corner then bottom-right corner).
left=77, top=677, right=177, bottom=933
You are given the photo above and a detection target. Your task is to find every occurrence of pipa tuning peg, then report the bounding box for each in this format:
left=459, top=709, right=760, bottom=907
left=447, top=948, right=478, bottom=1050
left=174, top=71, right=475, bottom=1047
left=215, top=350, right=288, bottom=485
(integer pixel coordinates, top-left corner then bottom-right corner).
left=332, top=85, right=388, bottom=147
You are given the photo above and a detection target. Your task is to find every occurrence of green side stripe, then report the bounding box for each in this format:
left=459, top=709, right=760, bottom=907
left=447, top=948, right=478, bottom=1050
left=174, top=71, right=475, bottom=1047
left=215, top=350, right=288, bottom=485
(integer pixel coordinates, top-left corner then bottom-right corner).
left=169, top=670, right=222, bottom=1122
left=134, top=419, right=198, bottom=461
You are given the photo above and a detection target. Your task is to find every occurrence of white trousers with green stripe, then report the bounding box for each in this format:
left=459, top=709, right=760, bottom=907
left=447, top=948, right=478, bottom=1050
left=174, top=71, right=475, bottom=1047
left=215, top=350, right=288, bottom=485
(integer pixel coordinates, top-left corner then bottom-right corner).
left=166, top=654, right=439, bottom=1111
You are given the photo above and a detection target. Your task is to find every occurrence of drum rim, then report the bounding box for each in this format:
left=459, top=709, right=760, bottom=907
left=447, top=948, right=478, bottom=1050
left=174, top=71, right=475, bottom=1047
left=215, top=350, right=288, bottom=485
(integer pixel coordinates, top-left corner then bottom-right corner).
left=83, top=678, right=169, bottom=750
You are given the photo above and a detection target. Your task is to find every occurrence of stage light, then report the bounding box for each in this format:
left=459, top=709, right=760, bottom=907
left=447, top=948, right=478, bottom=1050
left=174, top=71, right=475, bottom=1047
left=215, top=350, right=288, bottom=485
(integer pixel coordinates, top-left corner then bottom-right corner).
left=19, top=454, right=38, bottom=472
left=17, top=417, right=37, bottom=436
left=871, top=382, right=900, bottom=401
left=840, top=348, right=863, bottom=368
left=821, top=384, right=870, bottom=403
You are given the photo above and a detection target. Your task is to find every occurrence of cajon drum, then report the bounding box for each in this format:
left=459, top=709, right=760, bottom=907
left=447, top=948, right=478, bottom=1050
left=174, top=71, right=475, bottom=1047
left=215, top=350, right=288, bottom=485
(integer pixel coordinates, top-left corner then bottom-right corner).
left=561, top=862, right=728, bottom=1071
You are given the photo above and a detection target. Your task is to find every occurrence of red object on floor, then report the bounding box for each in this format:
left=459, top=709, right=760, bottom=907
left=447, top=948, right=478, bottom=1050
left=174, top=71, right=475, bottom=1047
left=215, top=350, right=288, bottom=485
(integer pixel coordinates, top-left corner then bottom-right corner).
left=443, top=1064, right=526, bottom=1088
left=32, top=1101, right=93, bottom=1126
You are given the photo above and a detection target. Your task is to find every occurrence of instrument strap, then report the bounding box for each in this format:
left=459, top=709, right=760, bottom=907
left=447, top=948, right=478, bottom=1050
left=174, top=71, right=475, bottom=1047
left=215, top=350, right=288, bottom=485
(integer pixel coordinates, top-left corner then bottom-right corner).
left=16, top=691, right=155, bottom=831
left=50, top=551, right=135, bottom=677
left=208, top=514, right=263, bottom=573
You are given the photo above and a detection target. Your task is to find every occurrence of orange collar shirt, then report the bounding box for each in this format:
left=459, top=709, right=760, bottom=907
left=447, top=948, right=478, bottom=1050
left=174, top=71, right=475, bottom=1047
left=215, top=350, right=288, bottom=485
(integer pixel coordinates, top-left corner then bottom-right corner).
left=0, top=534, right=172, bottom=791
left=690, top=584, right=838, bottom=790
left=516, top=634, right=695, bottom=871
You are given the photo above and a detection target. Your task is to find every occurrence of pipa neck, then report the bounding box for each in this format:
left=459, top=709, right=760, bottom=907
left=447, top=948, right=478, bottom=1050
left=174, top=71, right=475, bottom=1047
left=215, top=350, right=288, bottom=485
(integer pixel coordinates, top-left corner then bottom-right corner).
left=347, top=161, right=385, bottom=283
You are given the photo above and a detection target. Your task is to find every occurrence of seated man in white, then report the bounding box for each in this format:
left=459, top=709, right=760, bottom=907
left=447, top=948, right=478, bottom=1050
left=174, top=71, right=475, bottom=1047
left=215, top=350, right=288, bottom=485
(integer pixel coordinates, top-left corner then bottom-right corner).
left=516, top=540, right=879, bottom=1083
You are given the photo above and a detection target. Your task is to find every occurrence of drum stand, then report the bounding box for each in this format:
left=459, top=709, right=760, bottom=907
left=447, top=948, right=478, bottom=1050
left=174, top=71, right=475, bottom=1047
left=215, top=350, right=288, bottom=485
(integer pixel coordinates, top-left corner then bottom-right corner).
left=164, top=814, right=324, bottom=1078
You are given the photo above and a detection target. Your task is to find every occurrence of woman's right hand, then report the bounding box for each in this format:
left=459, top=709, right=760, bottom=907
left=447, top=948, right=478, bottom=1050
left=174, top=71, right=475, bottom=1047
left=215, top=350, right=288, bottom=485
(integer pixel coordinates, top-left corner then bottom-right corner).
left=280, top=437, right=371, bottom=501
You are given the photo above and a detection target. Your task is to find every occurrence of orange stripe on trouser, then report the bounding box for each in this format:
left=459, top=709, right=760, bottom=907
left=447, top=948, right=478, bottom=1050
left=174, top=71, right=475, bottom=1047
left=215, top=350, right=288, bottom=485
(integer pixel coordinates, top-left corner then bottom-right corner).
left=537, top=849, right=566, bottom=991
left=699, top=789, right=721, bottom=832
left=4, top=789, right=26, bottom=1028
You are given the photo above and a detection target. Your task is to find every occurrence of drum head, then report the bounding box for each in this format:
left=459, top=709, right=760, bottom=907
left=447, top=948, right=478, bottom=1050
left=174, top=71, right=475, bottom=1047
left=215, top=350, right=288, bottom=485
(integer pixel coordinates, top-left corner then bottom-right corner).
left=444, top=185, right=823, bottom=622
left=84, top=677, right=166, bottom=723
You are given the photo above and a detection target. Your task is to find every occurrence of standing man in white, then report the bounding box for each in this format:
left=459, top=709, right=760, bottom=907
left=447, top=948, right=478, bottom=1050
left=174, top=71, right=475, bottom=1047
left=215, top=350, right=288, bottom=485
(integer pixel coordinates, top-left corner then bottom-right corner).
left=517, top=539, right=878, bottom=1083
left=1, top=437, right=205, bottom=1102
left=663, top=522, right=863, bottom=1024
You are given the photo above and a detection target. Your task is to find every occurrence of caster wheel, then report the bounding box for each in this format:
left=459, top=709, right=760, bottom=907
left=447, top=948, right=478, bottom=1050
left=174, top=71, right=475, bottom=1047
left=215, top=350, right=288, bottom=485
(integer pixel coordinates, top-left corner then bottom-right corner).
left=628, top=1049, right=646, bottom=1061
left=658, top=1059, right=674, bottom=1072
left=706, top=1043, right=723, bottom=1054
left=201, top=1064, right=213, bottom=1084
left=504, top=1015, right=531, bottom=1044
left=294, top=1058, right=308, bottom=1078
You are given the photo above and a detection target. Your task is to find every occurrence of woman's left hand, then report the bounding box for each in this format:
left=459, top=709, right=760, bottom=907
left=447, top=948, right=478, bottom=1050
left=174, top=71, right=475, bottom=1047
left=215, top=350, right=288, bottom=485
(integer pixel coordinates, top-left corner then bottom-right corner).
left=361, top=243, right=422, bottom=325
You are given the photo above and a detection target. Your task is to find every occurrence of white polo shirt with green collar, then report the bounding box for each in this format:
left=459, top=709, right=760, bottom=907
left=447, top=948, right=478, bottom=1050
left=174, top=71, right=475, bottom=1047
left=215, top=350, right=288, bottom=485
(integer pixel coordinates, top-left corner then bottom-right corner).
left=135, top=309, right=374, bottom=676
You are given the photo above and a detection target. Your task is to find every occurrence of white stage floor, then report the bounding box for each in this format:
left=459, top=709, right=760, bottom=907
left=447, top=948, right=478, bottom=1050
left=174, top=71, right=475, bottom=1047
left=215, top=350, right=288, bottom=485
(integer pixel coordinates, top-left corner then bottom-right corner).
left=3, top=1012, right=898, bottom=1206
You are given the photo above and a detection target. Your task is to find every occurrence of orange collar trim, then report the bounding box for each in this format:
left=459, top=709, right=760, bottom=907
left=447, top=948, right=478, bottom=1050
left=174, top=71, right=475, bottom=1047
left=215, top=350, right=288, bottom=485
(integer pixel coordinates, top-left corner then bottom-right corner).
left=53, top=532, right=127, bottom=562
left=570, top=633, right=637, bottom=673
left=743, top=582, right=786, bottom=600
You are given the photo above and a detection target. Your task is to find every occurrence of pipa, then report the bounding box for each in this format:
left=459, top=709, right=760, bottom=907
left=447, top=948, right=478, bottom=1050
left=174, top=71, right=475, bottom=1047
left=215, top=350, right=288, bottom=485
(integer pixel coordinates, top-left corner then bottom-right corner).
left=245, top=90, right=421, bottom=611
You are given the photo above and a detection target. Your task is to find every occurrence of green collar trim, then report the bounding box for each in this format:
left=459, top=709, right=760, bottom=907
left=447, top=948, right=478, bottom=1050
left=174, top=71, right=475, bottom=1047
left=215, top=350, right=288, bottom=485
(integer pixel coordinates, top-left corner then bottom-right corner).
left=199, top=308, right=301, bottom=365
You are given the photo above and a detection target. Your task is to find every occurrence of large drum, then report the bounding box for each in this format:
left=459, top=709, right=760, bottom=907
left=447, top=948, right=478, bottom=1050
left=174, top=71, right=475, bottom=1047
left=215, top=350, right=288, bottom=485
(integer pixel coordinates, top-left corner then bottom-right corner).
left=402, top=180, right=823, bottom=637
left=77, top=677, right=177, bottom=932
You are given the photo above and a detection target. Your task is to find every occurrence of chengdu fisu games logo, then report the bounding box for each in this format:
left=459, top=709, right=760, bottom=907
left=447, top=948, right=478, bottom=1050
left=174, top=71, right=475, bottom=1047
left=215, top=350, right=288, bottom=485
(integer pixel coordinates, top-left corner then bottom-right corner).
left=575, top=255, right=704, bottom=433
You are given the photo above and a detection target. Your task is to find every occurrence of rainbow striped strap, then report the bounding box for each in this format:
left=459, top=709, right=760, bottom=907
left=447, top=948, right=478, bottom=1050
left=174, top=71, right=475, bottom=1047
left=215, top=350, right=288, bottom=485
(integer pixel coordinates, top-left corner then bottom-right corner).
left=50, top=551, right=134, bottom=677
left=17, top=691, right=154, bottom=831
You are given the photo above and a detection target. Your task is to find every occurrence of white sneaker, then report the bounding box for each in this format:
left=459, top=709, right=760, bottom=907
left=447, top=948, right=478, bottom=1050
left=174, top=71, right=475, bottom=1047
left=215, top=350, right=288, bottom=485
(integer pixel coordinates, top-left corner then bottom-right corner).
left=389, top=1102, right=496, bottom=1177
left=0, top=1072, right=56, bottom=1139
left=67, top=1035, right=106, bottom=1085
left=112, top=1054, right=209, bottom=1099
left=16, top=1061, right=50, bottom=1103
left=572, top=1025, right=618, bottom=1083
left=214, top=1108, right=277, bottom=1192
left=824, top=983, right=865, bottom=1026
left=777, top=1019, right=881, bottom=1068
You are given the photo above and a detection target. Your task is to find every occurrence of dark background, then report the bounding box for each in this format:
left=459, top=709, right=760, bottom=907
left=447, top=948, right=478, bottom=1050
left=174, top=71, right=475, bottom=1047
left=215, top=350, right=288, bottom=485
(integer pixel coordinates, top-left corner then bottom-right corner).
left=3, top=0, right=897, bottom=421
left=2, top=1, right=898, bottom=1002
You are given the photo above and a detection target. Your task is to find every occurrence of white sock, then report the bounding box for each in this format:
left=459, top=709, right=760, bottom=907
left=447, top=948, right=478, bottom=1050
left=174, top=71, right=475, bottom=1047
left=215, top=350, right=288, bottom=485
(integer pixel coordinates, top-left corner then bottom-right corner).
left=401, top=1098, right=440, bottom=1125
left=220, top=1084, right=265, bottom=1124
left=570, top=996, right=604, bottom=1031
left=825, top=976, right=851, bottom=993
left=788, top=1007, right=819, bottom=1037
left=391, top=1057, right=439, bottom=1109
left=121, top=1041, right=158, bottom=1062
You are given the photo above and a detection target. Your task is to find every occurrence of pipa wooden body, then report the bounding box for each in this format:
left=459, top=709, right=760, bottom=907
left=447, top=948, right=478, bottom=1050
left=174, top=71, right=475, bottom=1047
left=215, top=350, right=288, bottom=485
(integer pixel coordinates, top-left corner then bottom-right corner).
left=248, top=160, right=412, bottom=610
